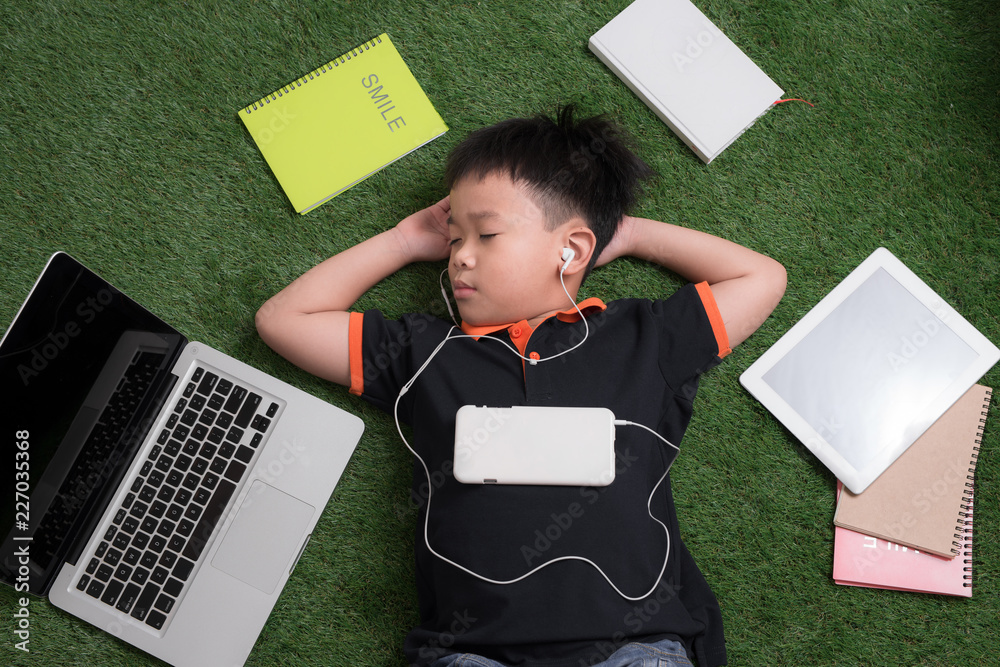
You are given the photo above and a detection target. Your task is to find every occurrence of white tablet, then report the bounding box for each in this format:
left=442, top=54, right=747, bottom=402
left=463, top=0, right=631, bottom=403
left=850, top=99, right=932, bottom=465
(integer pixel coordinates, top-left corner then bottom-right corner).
left=741, top=247, right=998, bottom=493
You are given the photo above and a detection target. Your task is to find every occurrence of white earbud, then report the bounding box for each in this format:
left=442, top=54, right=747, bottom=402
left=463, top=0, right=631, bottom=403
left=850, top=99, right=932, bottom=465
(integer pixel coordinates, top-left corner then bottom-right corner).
left=560, top=247, right=575, bottom=272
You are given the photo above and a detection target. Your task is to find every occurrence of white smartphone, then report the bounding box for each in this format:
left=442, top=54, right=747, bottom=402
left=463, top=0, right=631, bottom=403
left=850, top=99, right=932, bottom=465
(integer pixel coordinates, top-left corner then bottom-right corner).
left=452, top=405, right=617, bottom=486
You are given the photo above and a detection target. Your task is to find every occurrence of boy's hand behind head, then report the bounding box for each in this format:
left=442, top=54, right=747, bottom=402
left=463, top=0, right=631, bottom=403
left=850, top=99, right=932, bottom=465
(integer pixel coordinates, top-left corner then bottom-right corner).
left=393, top=196, right=452, bottom=263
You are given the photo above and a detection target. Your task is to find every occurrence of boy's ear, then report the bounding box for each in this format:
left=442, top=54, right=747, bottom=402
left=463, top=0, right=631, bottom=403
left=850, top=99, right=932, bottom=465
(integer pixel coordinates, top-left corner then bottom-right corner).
left=559, top=222, right=596, bottom=276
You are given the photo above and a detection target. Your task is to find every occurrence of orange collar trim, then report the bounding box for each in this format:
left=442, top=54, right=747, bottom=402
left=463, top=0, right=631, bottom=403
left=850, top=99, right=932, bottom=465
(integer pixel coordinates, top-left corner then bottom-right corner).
left=459, top=297, right=607, bottom=338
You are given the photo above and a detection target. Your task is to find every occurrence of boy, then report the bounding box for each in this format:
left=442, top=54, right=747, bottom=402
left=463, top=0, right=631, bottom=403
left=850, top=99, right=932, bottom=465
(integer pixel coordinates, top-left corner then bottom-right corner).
left=256, top=107, right=786, bottom=667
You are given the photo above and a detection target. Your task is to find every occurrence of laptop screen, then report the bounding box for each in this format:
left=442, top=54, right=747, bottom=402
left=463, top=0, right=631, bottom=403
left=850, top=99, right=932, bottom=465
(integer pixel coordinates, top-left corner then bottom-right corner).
left=1, top=253, right=185, bottom=595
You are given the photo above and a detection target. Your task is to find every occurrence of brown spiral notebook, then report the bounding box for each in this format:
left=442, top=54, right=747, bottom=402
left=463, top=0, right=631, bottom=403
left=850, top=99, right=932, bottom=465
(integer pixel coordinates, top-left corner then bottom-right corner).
left=833, top=384, right=989, bottom=558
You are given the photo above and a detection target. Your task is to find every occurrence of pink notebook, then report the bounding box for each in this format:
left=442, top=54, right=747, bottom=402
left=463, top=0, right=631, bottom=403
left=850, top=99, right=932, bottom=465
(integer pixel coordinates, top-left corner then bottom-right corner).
left=832, top=482, right=973, bottom=597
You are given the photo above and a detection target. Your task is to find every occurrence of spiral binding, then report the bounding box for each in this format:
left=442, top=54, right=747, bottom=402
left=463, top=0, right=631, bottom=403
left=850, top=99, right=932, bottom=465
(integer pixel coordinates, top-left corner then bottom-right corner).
left=957, top=388, right=988, bottom=586
left=242, top=34, right=384, bottom=115
left=959, top=491, right=974, bottom=587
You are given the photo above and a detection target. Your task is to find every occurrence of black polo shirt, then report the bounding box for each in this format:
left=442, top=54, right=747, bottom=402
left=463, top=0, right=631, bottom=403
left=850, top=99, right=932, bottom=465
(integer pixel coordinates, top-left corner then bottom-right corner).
left=348, top=282, right=731, bottom=667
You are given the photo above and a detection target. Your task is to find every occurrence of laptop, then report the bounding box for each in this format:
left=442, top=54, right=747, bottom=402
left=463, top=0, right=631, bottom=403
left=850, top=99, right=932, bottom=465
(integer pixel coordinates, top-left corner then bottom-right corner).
left=740, top=247, right=998, bottom=494
left=1, top=251, right=364, bottom=666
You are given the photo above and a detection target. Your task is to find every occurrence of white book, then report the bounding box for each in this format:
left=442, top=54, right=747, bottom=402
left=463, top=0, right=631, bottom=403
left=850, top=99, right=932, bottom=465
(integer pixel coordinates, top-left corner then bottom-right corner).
left=589, top=0, right=784, bottom=163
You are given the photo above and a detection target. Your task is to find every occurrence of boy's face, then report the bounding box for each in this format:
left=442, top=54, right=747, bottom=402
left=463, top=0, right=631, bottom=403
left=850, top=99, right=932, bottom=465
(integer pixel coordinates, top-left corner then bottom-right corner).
left=448, top=173, right=573, bottom=326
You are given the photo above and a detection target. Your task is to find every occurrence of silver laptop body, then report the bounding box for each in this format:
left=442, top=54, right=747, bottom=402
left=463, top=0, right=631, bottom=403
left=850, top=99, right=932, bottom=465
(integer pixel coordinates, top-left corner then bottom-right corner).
left=1, top=252, right=363, bottom=666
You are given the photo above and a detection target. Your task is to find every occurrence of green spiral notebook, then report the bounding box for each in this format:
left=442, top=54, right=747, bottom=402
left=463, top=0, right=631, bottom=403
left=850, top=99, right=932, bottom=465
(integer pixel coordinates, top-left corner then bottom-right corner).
left=240, top=33, right=448, bottom=214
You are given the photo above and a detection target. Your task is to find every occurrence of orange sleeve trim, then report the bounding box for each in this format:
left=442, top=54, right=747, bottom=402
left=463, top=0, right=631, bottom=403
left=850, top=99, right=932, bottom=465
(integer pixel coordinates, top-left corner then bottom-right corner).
left=694, top=282, right=732, bottom=359
left=348, top=312, right=365, bottom=396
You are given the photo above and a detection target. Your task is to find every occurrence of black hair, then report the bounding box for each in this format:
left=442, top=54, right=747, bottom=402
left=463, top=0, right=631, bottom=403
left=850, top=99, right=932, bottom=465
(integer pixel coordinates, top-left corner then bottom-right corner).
left=444, top=105, right=654, bottom=276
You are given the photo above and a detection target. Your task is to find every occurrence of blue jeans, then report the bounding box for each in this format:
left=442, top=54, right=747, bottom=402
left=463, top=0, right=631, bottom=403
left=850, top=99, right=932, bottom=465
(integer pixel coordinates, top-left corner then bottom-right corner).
left=430, top=637, right=693, bottom=667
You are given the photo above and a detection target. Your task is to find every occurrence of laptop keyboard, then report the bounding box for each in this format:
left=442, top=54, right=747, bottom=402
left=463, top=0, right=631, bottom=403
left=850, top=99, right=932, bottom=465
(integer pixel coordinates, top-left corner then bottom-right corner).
left=73, top=364, right=280, bottom=630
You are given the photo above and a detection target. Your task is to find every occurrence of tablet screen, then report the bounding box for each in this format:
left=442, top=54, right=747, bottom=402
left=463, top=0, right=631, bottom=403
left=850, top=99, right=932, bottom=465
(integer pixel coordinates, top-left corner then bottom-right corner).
left=761, top=267, right=977, bottom=470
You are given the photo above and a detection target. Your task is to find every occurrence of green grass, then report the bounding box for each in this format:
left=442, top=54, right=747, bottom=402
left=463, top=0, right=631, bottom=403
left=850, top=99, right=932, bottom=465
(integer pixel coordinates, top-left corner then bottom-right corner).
left=1, top=0, right=998, bottom=665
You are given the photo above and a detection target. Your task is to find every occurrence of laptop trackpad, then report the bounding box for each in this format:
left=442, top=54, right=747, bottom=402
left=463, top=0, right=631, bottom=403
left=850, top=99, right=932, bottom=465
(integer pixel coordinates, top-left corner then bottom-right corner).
left=212, top=481, right=315, bottom=594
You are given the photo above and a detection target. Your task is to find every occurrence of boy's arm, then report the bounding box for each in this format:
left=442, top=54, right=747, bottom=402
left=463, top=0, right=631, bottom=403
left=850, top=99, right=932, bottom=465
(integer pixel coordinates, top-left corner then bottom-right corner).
left=255, top=197, right=451, bottom=386
left=596, top=216, right=786, bottom=348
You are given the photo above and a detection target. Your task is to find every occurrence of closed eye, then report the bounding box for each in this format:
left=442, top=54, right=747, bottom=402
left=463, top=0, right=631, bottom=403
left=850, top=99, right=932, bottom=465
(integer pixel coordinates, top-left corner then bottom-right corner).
left=449, top=233, right=497, bottom=247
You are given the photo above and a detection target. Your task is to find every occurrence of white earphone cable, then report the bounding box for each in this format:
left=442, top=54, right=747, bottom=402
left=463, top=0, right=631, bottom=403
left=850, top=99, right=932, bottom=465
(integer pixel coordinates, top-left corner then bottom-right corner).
left=395, top=382, right=678, bottom=600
